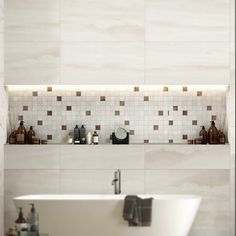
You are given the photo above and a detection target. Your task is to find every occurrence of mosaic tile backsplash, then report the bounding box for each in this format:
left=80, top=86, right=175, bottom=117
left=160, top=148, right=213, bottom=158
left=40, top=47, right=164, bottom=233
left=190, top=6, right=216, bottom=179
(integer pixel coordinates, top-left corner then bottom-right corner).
left=8, top=85, right=227, bottom=144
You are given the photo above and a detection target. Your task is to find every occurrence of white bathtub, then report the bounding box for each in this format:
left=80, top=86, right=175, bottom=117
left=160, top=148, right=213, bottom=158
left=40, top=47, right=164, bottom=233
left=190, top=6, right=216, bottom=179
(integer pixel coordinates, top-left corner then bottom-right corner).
left=14, top=194, right=201, bottom=236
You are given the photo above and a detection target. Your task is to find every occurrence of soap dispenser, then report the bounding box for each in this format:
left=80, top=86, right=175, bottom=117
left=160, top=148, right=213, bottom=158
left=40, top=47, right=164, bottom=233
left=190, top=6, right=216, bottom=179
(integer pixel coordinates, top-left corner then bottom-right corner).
left=27, top=204, right=39, bottom=235
left=80, top=125, right=86, bottom=144
left=74, top=125, right=80, bottom=144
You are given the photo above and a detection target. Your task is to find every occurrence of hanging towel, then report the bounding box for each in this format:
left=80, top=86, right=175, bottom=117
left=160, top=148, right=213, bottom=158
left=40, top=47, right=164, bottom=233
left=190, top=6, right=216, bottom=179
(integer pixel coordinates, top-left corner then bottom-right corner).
left=123, top=195, right=153, bottom=226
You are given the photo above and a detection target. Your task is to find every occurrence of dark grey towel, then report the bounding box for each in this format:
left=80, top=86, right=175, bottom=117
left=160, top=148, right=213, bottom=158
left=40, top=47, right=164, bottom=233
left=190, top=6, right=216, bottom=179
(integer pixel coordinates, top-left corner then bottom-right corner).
left=123, top=195, right=153, bottom=226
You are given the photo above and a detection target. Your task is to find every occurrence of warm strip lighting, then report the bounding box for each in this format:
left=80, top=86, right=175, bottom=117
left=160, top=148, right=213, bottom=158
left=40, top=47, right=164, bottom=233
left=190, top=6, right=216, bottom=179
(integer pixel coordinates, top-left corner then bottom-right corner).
left=6, top=85, right=228, bottom=91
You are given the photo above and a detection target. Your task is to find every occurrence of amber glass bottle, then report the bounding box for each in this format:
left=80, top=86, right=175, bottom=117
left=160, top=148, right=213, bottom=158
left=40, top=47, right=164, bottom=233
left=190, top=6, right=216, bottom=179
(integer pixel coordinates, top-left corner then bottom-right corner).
left=199, top=126, right=208, bottom=144
left=28, top=126, right=36, bottom=144
left=218, top=131, right=226, bottom=144
left=15, top=207, right=27, bottom=232
left=208, top=121, right=219, bottom=144
left=16, top=121, right=27, bottom=144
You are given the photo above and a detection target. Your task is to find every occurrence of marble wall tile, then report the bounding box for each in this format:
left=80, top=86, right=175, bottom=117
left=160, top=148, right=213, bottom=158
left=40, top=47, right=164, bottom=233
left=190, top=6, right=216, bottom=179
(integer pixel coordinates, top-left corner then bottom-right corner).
left=5, top=145, right=60, bottom=170
left=145, top=0, right=230, bottom=42
left=145, top=170, right=230, bottom=235
left=145, top=42, right=229, bottom=85
left=61, top=0, right=144, bottom=42
left=61, top=43, right=144, bottom=84
left=5, top=43, right=60, bottom=85
left=144, top=145, right=230, bottom=170
left=60, top=145, right=144, bottom=170
left=5, top=0, right=60, bottom=42
left=4, top=170, right=60, bottom=230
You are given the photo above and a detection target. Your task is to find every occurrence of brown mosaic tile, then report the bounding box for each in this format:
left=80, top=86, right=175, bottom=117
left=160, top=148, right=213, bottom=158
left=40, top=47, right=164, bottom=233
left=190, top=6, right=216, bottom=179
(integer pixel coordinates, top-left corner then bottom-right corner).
left=76, top=91, right=81, bottom=96
left=182, top=110, right=188, bottom=116
left=197, top=91, right=202, bottom=96
left=95, top=125, right=101, bottom=130
left=47, top=111, right=52, bottom=116
left=120, top=101, right=125, bottom=106
left=47, top=86, right=52, bottom=92
left=114, top=110, right=120, bottom=116
left=86, top=110, right=91, bottom=116
left=129, top=130, right=134, bottom=135
left=173, top=106, right=178, bottom=111
left=66, top=106, right=72, bottom=111
left=212, top=115, right=217, bottom=121
left=124, top=120, right=130, bottom=126
left=207, top=105, right=212, bottom=111
left=153, top=125, right=159, bottom=130
left=169, top=139, right=173, bottom=143
left=61, top=125, right=67, bottom=130
left=23, top=106, right=28, bottom=111
left=57, top=96, right=62, bottom=101
left=100, top=96, right=106, bottom=101
left=134, top=86, right=139, bottom=92
left=32, top=91, right=38, bottom=96
left=182, top=134, right=188, bottom=140
left=182, top=86, right=188, bottom=92
left=144, top=139, right=149, bottom=144
left=158, top=110, right=164, bottom=116
left=163, top=86, right=168, bottom=92
left=144, top=96, right=149, bottom=101
left=37, top=120, right=43, bottom=126
left=47, top=135, right=52, bottom=140
left=18, top=115, right=23, bottom=121
left=169, top=120, right=173, bottom=125
left=192, top=120, right=197, bottom=125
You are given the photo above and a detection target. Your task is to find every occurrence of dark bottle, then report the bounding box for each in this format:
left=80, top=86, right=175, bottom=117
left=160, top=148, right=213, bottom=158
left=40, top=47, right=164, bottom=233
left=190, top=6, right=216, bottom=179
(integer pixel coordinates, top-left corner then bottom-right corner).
left=15, top=207, right=27, bottom=232
left=16, top=121, right=27, bottom=144
left=80, top=125, right=86, bottom=144
left=218, top=131, right=226, bottom=144
left=93, top=131, right=99, bottom=145
left=208, top=121, right=219, bottom=144
left=74, top=125, right=80, bottom=144
left=199, top=126, right=208, bottom=144
left=9, top=131, right=17, bottom=144
left=28, top=126, right=36, bottom=144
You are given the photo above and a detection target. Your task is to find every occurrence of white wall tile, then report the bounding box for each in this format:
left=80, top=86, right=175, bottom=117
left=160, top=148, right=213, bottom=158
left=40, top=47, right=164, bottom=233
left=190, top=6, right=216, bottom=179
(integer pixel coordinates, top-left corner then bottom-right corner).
left=5, top=0, right=60, bottom=42
left=145, top=42, right=229, bottom=85
left=61, top=0, right=144, bottom=42
left=5, top=145, right=60, bottom=170
left=60, top=145, right=144, bottom=169
left=5, top=43, right=60, bottom=85
left=61, top=43, right=144, bottom=84
left=146, top=0, right=230, bottom=42
left=145, top=145, right=230, bottom=170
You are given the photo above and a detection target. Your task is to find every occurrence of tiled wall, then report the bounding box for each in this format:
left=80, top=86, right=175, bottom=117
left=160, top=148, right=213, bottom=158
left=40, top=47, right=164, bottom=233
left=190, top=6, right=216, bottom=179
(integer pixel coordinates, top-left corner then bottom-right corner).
left=8, top=85, right=227, bottom=144
left=4, top=0, right=231, bottom=85
left=0, top=0, right=5, bottom=235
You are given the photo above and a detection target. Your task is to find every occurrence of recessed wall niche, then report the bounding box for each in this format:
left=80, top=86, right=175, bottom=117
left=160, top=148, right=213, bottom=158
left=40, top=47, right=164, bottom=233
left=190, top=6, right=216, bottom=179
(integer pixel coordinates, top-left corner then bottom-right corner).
left=7, top=85, right=227, bottom=144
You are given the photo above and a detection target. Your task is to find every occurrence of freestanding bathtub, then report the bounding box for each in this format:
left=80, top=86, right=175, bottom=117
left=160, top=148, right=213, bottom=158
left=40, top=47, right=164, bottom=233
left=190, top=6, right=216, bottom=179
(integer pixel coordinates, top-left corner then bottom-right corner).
left=14, top=194, right=201, bottom=236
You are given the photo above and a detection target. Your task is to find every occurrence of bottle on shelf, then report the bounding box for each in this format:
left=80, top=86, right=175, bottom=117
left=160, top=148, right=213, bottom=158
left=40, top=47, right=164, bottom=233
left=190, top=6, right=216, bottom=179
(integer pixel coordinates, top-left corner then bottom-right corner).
left=218, top=130, right=226, bottom=144
left=199, top=126, right=208, bottom=144
left=9, top=131, right=17, bottom=144
left=16, top=121, right=27, bottom=144
left=208, top=121, right=219, bottom=144
left=27, top=204, right=39, bottom=234
left=27, top=126, right=36, bottom=144
left=74, top=125, right=80, bottom=144
left=80, top=125, right=86, bottom=144
left=15, top=208, right=27, bottom=232
left=87, top=132, right=92, bottom=145
left=92, top=131, right=99, bottom=145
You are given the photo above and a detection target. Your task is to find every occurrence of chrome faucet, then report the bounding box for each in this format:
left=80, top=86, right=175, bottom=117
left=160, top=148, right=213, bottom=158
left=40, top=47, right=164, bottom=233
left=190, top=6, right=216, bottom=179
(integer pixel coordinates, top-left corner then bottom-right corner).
left=112, top=169, right=121, bottom=194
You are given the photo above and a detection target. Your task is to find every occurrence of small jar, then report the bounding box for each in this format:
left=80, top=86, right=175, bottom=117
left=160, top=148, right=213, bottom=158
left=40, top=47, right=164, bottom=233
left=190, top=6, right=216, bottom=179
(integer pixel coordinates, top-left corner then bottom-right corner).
left=67, top=132, right=73, bottom=144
